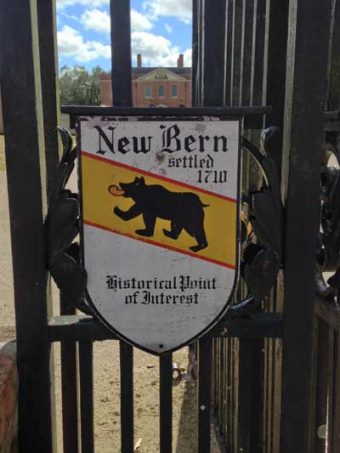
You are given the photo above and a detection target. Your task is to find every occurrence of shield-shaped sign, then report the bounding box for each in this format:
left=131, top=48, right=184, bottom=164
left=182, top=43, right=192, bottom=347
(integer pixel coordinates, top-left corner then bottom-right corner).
left=78, top=113, right=240, bottom=354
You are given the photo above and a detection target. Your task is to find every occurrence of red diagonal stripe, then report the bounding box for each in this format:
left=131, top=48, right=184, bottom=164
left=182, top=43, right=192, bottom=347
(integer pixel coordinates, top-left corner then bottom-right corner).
left=83, top=220, right=236, bottom=270
left=81, top=150, right=237, bottom=204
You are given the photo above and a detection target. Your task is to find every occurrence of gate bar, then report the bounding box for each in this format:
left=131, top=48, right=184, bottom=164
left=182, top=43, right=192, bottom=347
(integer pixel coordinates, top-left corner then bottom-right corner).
left=109, top=3, right=135, bottom=452
left=120, top=342, right=134, bottom=453
left=110, top=0, right=132, bottom=106
left=60, top=296, right=79, bottom=453
left=201, top=0, right=226, bottom=106
left=252, top=0, right=266, bottom=106
left=79, top=340, right=94, bottom=453
left=280, top=0, right=333, bottom=450
left=198, top=336, right=212, bottom=453
left=37, top=0, right=60, bottom=198
left=0, top=1, right=53, bottom=451
left=160, top=354, right=173, bottom=453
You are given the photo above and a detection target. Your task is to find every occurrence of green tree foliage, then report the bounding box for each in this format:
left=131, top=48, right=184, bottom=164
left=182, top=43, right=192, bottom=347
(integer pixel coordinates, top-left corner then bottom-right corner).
left=59, top=65, right=102, bottom=105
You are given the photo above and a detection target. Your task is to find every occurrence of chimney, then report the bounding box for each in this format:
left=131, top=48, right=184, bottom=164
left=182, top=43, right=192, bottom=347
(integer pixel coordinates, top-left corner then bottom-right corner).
left=177, top=54, right=184, bottom=68
left=137, top=53, right=142, bottom=68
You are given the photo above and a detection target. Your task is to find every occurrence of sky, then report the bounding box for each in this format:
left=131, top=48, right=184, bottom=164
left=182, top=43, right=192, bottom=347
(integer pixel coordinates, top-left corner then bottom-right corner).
left=56, top=0, right=192, bottom=72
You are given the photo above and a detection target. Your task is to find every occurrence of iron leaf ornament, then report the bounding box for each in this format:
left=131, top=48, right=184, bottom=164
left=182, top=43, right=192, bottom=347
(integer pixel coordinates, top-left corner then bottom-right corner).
left=228, top=127, right=283, bottom=316
left=45, top=128, right=91, bottom=314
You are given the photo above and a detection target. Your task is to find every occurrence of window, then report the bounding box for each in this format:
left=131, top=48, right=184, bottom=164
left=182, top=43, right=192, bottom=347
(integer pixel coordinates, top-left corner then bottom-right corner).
left=158, top=85, right=165, bottom=97
left=171, top=84, right=178, bottom=97
left=144, top=85, right=152, bottom=97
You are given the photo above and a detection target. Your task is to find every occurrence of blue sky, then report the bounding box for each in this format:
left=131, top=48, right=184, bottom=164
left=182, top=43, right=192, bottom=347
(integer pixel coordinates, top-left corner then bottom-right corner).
left=56, top=0, right=192, bottom=71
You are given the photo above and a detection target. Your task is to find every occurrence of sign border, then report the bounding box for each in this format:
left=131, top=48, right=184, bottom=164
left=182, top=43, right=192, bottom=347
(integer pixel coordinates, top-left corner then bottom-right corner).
left=76, top=109, right=242, bottom=355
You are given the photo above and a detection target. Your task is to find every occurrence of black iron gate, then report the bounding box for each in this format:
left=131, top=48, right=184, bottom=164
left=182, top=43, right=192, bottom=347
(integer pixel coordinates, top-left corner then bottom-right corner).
left=0, top=0, right=339, bottom=452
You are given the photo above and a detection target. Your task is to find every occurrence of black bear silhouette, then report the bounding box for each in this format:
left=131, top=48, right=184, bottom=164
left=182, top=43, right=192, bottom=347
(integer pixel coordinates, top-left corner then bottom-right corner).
left=113, top=176, right=209, bottom=252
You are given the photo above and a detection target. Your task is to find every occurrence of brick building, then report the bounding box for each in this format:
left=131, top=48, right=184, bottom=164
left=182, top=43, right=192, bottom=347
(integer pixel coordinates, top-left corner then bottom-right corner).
left=100, top=54, right=192, bottom=107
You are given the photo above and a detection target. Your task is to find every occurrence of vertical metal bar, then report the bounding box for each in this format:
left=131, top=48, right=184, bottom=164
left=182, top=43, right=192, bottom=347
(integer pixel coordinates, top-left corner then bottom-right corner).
left=280, top=0, right=332, bottom=448
left=232, top=0, right=244, bottom=106
left=61, top=339, right=79, bottom=453
left=226, top=338, right=233, bottom=451
left=60, top=296, right=79, bottom=453
left=333, top=332, right=340, bottom=450
left=120, top=342, right=134, bottom=453
left=327, top=0, right=340, bottom=110
left=265, top=0, right=289, bottom=127
left=110, top=0, right=132, bottom=106
left=238, top=339, right=263, bottom=453
left=327, top=329, right=335, bottom=452
left=109, top=4, right=135, bottom=451
left=37, top=0, right=60, bottom=198
left=224, top=0, right=234, bottom=106
left=252, top=0, right=266, bottom=106
left=198, top=335, right=212, bottom=453
left=0, top=1, right=52, bottom=451
left=201, top=0, right=227, bottom=105
left=160, top=353, right=173, bottom=453
left=241, top=0, right=255, bottom=106
left=79, top=341, right=94, bottom=453
left=192, top=0, right=199, bottom=106
left=314, top=321, right=329, bottom=453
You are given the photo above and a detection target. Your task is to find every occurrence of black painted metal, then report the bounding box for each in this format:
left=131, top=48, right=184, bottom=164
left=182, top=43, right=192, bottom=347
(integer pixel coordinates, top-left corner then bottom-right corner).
left=48, top=313, right=283, bottom=342
left=265, top=0, right=289, bottom=127
left=192, top=0, right=199, bottom=106
left=224, top=0, right=234, bottom=106
left=0, top=2, right=53, bottom=451
left=109, top=4, right=135, bottom=451
left=237, top=339, right=263, bottom=453
left=120, top=342, right=134, bottom=453
left=201, top=0, right=226, bottom=106
left=327, top=0, right=340, bottom=110
left=252, top=0, right=266, bottom=107
left=79, top=341, right=94, bottom=453
left=198, top=336, right=212, bottom=453
left=60, top=330, right=79, bottom=453
left=280, top=0, right=333, bottom=451
left=160, top=354, right=173, bottom=453
left=241, top=0, right=255, bottom=106
left=110, top=0, right=132, bottom=106
left=37, top=0, right=60, bottom=200
left=232, top=0, right=244, bottom=106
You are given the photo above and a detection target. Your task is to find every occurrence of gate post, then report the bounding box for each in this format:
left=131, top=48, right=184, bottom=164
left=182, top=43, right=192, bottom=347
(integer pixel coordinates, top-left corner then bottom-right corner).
left=0, top=1, right=53, bottom=451
left=280, top=0, right=332, bottom=451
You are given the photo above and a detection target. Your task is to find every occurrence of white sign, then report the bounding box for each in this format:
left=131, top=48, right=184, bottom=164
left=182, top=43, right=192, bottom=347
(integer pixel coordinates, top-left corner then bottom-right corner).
left=79, top=115, right=240, bottom=354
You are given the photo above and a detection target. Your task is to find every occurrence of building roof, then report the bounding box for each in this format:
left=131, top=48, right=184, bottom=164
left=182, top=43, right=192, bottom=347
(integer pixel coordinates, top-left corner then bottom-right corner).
left=100, top=67, right=192, bottom=81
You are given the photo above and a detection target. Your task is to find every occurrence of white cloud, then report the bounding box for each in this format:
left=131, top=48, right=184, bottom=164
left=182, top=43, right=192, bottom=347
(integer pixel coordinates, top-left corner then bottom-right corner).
left=81, top=9, right=110, bottom=34
left=164, top=23, right=172, bottom=34
left=80, top=8, right=153, bottom=34
left=57, top=25, right=111, bottom=62
left=131, top=31, right=179, bottom=66
left=143, top=0, right=192, bottom=24
left=57, top=0, right=108, bottom=9
left=131, top=9, right=153, bottom=31
left=183, top=47, right=192, bottom=67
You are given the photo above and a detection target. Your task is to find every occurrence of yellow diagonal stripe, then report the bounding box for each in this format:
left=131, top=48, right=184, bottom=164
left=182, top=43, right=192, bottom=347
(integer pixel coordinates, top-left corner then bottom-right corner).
left=81, top=153, right=237, bottom=268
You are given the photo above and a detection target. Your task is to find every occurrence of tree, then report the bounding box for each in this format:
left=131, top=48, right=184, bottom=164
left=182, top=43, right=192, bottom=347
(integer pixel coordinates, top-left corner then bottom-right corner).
left=59, top=65, right=102, bottom=105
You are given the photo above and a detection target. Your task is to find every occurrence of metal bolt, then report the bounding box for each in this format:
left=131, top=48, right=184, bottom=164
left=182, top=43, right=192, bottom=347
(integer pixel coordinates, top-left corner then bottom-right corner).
left=200, top=405, right=205, bottom=411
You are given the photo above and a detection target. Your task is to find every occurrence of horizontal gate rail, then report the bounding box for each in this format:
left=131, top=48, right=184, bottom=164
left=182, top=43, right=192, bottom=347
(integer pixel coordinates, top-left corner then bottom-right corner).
left=48, top=313, right=283, bottom=342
